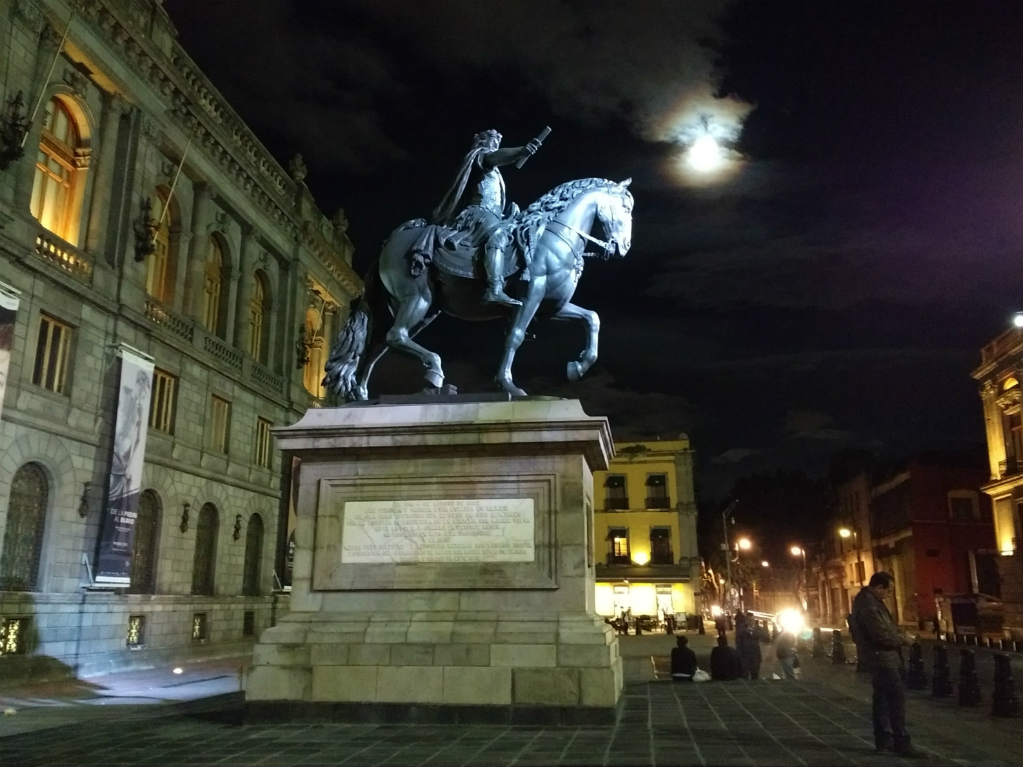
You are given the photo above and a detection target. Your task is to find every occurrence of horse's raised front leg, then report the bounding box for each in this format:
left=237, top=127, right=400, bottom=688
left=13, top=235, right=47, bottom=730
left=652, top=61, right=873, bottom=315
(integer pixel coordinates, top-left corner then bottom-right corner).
left=386, top=295, right=445, bottom=390
left=551, top=301, right=599, bottom=381
left=496, top=276, right=546, bottom=397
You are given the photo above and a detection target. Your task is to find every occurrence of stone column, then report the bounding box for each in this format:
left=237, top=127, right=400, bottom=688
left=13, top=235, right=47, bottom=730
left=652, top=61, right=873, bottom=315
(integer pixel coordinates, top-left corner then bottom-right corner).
left=266, top=258, right=283, bottom=372
left=223, top=262, right=239, bottom=344
left=183, top=182, right=210, bottom=319
left=232, top=224, right=256, bottom=350
left=14, top=22, right=60, bottom=206
left=83, top=91, right=122, bottom=256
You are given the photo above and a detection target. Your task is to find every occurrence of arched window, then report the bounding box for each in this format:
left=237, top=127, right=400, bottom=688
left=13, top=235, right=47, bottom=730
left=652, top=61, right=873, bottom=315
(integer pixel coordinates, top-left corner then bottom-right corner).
left=248, top=271, right=270, bottom=364
left=145, top=189, right=178, bottom=304
left=201, top=237, right=226, bottom=336
left=30, top=97, right=87, bottom=243
left=130, top=490, right=160, bottom=594
left=0, top=463, right=49, bottom=591
left=191, top=503, right=218, bottom=595
left=242, top=513, right=264, bottom=596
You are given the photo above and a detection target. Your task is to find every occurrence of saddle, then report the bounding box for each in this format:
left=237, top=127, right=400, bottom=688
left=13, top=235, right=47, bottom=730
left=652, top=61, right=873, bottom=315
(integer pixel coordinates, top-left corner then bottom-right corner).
left=400, top=219, right=527, bottom=281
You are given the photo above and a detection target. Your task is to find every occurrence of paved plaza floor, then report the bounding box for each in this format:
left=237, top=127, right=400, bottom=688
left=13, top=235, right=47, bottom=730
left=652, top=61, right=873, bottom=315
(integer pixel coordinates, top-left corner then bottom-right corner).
left=0, top=636, right=1020, bottom=766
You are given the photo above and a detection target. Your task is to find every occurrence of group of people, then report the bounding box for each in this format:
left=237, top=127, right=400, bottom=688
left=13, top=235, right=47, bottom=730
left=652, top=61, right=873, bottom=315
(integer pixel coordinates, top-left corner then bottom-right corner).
left=669, top=571, right=921, bottom=758
left=671, top=610, right=782, bottom=682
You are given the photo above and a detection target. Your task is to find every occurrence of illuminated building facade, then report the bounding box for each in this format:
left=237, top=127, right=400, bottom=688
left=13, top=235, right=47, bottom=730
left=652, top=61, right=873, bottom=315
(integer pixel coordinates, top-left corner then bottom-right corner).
left=869, top=458, right=994, bottom=629
left=0, top=0, right=359, bottom=678
left=592, top=438, right=700, bottom=619
left=818, top=471, right=874, bottom=626
left=971, top=325, right=1023, bottom=639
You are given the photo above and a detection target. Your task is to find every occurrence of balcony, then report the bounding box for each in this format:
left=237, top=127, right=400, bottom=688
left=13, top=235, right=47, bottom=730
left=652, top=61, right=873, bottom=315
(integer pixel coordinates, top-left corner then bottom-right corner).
left=645, top=496, right=671, bottom=509
left=34, top=231, right=93, bottom=285
left=145, top=298, right=194, bottom=342
left=605, top=554, right=631, bottom=566
left=999, top=459, right=1021, bottom=478
left=604, top=497, right=629, bottom=511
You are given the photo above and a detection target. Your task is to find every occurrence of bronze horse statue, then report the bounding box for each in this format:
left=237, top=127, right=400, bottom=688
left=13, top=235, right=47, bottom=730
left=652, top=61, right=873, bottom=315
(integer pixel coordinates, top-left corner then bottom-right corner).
left=323, top=177, right=633, bottom=400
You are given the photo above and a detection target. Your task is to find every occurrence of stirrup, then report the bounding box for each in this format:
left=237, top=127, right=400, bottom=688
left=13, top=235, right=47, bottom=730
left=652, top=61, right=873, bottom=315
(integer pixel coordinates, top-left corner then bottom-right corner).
left=484, top=285, right=522, bottom=307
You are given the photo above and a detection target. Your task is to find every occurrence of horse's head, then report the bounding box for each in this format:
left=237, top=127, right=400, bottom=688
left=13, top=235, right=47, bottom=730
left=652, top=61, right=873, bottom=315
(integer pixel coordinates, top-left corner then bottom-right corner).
left=596, top=179, right=633, bottom=258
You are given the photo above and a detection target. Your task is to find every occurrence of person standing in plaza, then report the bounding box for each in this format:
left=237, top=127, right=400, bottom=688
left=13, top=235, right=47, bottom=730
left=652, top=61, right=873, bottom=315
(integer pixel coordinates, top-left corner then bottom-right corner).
left=850, top=571, right=919, bottom=757
left=737, top=612, right=762, bottom=679
left=710, top=635, right=744, bottom=680
left=774, top=628, right=798, bottom=679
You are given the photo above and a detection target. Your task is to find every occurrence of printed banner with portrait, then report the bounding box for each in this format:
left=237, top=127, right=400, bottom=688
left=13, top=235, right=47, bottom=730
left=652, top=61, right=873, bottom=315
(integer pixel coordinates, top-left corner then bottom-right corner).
left=95, top=345, right=154, bottom=586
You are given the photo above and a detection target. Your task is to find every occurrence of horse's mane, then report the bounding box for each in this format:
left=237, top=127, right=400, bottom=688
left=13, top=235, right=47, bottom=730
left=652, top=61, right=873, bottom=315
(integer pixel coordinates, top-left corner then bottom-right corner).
left=519, top=177, right=620, bottom=227
left=510, top=178, right=626, bottom=263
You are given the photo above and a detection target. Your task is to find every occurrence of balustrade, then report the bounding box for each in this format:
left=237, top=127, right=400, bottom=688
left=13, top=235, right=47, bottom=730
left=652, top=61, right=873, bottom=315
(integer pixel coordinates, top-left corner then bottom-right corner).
left=34, top=232, right=93, bottom=284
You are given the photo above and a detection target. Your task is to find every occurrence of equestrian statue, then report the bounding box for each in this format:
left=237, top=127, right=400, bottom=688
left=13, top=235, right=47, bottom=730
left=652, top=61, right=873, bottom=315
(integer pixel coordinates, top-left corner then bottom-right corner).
left=323, top=126, right=634, bottom=400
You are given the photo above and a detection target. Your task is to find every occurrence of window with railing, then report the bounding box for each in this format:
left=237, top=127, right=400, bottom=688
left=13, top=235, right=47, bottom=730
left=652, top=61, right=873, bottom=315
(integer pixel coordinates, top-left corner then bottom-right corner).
left=202, top=237, right=227, bottom=337
left=650, top=527, right=673, bottom=564
left=249, top=271, right=271, bottom=364
left=192, top=612, right=208, bottom=642
left=30, top=97, right=87, bottom=244
left=645, top=474, right=669, bottom=508
left=126, top=615, right=145, bottom=649
left=32, top=313, right=72, bottom=394
left=0, top=617, right=29, bottom=655
left=255, top=417, right=272, bottom=469
left=606, top=527, right=629, bottom=564
left=604, top=475, right=628, bottom=510
left=148, top=369, right=177, bottom=434
left=209, top=395, right=231, bottom=454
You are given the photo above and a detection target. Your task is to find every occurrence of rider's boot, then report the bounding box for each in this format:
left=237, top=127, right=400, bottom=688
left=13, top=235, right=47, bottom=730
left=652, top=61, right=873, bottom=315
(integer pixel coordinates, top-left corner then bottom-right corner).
left=483, top=279, right=522, bottom=308
left=483, top=245, right=522, bottom=308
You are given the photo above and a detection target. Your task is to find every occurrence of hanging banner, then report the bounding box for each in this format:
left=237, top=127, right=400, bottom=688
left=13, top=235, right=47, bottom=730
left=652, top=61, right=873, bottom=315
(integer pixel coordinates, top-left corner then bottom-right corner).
left=95, top=344, right=154, bottom=586
left=0, top=283, right=20, bottom=423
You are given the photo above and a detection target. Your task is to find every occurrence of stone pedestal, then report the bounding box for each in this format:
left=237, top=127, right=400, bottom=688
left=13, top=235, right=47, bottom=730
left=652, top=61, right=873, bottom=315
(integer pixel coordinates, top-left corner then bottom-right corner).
left=246, top=397, right=622, bottom=723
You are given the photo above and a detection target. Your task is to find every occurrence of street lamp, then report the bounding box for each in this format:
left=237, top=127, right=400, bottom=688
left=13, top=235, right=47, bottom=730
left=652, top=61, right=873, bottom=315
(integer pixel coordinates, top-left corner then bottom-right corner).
left=789, top=544, right=808, bottom=611
left=838, top=526, right=864, bottom=587
left=761, top=560, right=769, bottom=568
left=736, top=537, right=752, bottom=552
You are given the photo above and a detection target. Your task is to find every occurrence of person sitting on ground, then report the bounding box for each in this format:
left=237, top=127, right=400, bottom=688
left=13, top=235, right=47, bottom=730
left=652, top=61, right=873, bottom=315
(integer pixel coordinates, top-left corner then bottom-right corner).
left=710, top=635, right=744, bottom=680
left=671, top=635, right=698, bottom=681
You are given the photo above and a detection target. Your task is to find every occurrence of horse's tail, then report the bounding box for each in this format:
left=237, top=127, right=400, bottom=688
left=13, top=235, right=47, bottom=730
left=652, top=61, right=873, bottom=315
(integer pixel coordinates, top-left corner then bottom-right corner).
left=322, top=263, right=377, bottom=401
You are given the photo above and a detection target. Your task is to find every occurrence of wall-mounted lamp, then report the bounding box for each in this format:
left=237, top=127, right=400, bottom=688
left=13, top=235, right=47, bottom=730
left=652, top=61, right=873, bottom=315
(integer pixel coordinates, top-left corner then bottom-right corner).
left=0, top=91, right=29, bottom=171
left=179, top=502, right=191, bottom=533
left=77, top=481, right=93, bottom=519
left=133, top=196, right=158, bottom=262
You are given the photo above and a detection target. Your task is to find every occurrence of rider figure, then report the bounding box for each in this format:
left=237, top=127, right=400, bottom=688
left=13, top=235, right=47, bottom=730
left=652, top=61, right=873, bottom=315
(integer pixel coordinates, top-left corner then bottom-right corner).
left=432, top=129, right=541, bottom=308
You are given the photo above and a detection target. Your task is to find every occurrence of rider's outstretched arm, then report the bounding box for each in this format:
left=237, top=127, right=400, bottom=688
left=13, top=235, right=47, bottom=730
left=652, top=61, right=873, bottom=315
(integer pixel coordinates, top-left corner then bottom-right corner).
left=480, top=142, right=540, bottom=169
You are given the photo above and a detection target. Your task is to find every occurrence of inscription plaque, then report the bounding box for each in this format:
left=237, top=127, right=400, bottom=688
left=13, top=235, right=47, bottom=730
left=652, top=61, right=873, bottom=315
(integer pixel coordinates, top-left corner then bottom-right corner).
left=340, top=498, right=535, bottom=564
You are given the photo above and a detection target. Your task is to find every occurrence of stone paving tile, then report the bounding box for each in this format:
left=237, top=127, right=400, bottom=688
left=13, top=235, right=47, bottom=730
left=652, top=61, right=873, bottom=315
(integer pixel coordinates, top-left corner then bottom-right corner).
left=2, top=678, right=1021, bottom=767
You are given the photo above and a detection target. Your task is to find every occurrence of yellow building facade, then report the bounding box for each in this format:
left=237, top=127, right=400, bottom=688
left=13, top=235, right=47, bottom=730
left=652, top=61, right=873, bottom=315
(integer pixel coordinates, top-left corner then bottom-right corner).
left=972, top=324, right=1022, bottom=639
left=592, top=439, right=700, bottom=619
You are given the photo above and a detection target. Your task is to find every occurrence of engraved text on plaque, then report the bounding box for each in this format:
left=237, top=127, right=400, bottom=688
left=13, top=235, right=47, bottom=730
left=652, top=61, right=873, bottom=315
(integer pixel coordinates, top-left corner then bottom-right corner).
left=340, top=498, right=535, bottom=564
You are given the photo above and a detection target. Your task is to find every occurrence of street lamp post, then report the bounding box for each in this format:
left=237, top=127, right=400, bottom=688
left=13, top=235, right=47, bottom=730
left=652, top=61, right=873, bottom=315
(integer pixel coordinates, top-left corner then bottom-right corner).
left=790, top=545, right=808, bottom=612
left=838, top=526, right=864, bottom=586
left=720, top=500, right=738, bottom=611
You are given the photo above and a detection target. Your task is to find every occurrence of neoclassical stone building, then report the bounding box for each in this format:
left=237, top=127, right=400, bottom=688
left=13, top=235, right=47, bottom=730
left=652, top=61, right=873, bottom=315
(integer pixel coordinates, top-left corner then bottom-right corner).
left=0, top=0, right=360, bottom=679
left=972, top=322, right=1022, bottom=640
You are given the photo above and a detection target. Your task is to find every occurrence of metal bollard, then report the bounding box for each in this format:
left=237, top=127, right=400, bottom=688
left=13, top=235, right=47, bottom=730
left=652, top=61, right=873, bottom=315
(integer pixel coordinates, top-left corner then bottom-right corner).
left=831, top=629, right=846, bottom=664
left=812, top=627, right=826, bottom=659
left=931, top=644, right=953, bottom=697
left=957, top=648, right=982, bottom=706
left=906, top=642, right=928, bottom=690
left=991, top=653, right=1018, bottom=717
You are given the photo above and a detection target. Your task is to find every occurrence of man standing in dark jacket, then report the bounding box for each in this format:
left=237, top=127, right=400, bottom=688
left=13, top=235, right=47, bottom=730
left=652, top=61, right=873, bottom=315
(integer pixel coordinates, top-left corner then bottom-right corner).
left=850, top=571, right=919, bottom=757
left=710, top=635, right=744, bottom=680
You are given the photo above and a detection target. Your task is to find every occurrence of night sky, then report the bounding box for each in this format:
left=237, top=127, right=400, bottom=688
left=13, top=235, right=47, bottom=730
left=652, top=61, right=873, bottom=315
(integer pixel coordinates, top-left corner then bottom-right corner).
left=163, top=1, right=1021, bottom=518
